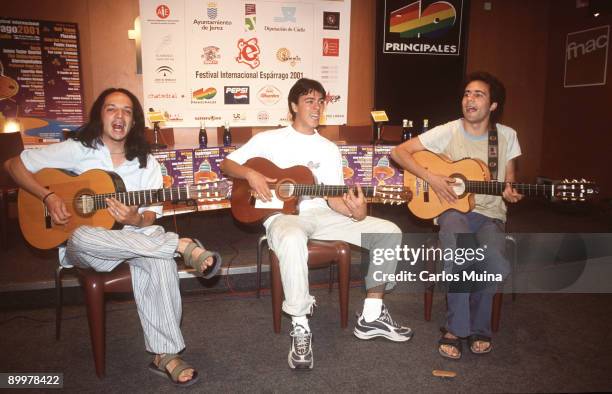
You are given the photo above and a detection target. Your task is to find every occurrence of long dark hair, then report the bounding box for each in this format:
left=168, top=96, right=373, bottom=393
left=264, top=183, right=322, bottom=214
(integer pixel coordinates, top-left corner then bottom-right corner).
left=287, top=78, right=326, bottom=120
left=73, top=88, right=150, bottom=168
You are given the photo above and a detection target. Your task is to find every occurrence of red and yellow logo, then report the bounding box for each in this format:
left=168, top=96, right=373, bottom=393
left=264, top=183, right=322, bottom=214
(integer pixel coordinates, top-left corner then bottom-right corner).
left=390, top=1, right=456, bottom=38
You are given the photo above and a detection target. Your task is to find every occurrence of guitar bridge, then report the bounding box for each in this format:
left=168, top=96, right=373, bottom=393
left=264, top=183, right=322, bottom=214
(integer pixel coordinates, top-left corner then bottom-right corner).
left=44, top=206, right=52, bottom=229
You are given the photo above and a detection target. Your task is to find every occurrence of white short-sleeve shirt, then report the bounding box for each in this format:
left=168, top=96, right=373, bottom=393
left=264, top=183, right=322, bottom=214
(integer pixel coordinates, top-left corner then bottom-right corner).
left=20, top=139, right=164, bottom=265
left=226, top=125, right=344, bottom=213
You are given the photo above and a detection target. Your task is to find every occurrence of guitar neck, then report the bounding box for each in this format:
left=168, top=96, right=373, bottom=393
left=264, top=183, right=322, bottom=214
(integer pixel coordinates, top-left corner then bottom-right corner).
left=287, top=184, right=378, bottom=198
left=92, top=185, right=195, bottom=210
left=465, top=181, right=552, bottom=197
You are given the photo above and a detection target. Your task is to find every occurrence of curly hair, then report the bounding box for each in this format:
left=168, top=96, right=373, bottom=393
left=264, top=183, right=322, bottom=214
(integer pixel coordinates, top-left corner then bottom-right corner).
left=73, top=88, right=150, bottom=168
left=463, top=71, right=506, bottom=125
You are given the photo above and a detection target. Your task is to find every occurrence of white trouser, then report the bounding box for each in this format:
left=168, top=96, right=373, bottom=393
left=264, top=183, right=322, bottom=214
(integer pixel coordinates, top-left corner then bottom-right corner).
left=65, top=225, right=185, bottom=354
left=265, top=208, right=402, bottom=317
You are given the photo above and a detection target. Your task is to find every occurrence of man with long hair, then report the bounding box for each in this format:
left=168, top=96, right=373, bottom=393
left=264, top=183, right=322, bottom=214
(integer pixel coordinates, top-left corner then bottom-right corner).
left=4, top=88, right=219, bottom=386
left=221, top=78, right=413, bottom=371
left=392, top=72, right=522, bottom=359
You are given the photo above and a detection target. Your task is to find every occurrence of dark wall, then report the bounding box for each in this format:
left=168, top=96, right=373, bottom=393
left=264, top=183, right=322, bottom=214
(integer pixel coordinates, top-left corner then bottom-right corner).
left=465, top=0, right=550, bottom=183
left=541, top=1, right=612, bottom=198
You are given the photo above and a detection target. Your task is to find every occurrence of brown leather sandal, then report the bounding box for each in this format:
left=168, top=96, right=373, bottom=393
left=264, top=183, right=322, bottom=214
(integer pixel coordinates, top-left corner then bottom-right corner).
left=148, top=354, right=200, bottom=387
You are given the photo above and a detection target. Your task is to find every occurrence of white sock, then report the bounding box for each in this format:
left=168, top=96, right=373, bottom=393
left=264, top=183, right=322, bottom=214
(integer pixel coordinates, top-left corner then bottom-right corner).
left=362, top=298, right=383, bottom=322
left=292, top=315, right=310, bottom=331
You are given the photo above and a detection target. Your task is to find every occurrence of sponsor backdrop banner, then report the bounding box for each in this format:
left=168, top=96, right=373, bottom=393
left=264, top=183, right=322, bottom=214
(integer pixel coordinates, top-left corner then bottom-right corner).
left=0, top=18, right=85, bottom=141
left=375, top=0, right=469, bottom=127
left=140, top=0, right=351, bottom=127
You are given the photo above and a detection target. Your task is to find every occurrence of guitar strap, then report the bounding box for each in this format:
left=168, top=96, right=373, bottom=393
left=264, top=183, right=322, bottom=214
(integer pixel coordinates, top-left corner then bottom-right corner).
left=488, top=125, right=499, bottom=180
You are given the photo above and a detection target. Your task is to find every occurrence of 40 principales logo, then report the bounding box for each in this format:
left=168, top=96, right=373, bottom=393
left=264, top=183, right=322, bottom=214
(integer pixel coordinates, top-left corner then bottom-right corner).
left=202, top=46, right=220, bottom=64
left=236, top=37, right=261, bottom=68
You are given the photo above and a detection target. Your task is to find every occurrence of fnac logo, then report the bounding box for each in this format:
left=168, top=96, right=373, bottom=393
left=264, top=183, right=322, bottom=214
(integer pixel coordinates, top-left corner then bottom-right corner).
left=224, top=86, right=250, bottom=104
left=236, top=38, right=261, bottom=69
left=390, top=0, right=456, bottom=38
left=156, top=4, right=171, bottom=19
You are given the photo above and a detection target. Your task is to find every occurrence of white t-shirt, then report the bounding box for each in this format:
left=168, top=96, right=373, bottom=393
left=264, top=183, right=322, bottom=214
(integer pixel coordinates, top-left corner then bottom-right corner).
left=418, top=119, right=521, bottom=222
left=226, top=125, right=344, bottom=213
left=20, top=139, right=164, bottom=265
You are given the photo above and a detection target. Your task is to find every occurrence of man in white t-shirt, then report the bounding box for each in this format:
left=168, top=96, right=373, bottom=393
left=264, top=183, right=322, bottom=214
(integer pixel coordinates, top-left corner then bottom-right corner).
left=391, top=72, right=522, bottom=359
left=4, top=88, right=219, bottom=386
left=221, top=78, right=413, bottom=371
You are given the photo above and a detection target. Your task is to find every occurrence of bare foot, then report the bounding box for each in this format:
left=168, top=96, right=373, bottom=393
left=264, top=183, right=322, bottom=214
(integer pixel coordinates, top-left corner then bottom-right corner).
left=177, top=238, right=214, bottom=271
left=440, top=331, right=461, bottom=358
left=470, top=338, right=492, bottom=353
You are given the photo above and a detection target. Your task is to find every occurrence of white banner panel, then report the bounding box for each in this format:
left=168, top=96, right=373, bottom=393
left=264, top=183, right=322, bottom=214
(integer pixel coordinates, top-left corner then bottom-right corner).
left=140, top=0, right=351, bottom=127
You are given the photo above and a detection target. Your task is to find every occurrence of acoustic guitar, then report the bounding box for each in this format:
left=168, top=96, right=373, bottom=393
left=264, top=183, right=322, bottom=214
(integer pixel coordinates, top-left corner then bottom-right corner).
left=18, top=168, right=230, bottom=249
left=230, top=157, right=412, bottom=224
left=404, top=151, right=599, bottom=219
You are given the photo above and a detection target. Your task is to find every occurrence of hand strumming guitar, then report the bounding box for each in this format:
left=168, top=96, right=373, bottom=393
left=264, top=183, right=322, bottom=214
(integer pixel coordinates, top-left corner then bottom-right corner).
left=425, top=173, right=458, bottom=204
left=245, top=168, right=277, bottom=202
left=45, top=192, right=72, bottom=225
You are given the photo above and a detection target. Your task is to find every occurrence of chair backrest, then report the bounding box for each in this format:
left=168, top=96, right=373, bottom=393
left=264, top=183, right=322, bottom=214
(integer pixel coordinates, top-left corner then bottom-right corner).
left=0, top=132, right=24, bottom=188
left=338, top=125, right=372, bottom=143
left=381, top=125, right=403, bottom=143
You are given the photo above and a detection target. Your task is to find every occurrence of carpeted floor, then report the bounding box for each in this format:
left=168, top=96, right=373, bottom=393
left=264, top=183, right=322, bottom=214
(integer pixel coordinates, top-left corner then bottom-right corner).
left=1, top=288, right=611, bottom=392
left=1, top=200, right=612, bottom=392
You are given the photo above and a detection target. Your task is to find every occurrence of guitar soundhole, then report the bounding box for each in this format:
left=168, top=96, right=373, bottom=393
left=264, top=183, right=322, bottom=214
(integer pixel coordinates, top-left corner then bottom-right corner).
left=276, top=181, right=295, bottom=200
left=450, top=174, right=467, bottom=198
left=74, top=190, right=96, bottom=217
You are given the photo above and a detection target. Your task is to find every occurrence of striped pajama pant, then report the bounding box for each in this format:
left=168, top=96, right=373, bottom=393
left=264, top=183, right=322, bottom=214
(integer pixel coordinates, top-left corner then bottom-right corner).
left=65, top=225, right=185, bottom=354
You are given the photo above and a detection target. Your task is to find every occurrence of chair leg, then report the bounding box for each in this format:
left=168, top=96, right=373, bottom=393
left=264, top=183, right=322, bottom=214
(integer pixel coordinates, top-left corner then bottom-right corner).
left=0, top=190, right=7, bottom=251
left=81, top=273, right=107, bottom=378
left=491, top=292, right=503, bottom=333
left=423, top=252, right=437, bottom=321
left=270, top=252, right=283, bottom=334
left=328, top=264, right=334, bottom=293
left=505, top=235, right=518, bottom=302
left=424, top=286, right=434, bottom=321
left=256, top=235, right=267, bottom=299
left=336, top=248, right=350, bottom=329
left=55, top=266, right=65, bottom=340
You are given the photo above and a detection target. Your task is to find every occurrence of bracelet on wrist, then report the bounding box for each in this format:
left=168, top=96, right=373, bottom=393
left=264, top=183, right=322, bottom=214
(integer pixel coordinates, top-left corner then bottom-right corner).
left=42, top=191, right=55, bottom=204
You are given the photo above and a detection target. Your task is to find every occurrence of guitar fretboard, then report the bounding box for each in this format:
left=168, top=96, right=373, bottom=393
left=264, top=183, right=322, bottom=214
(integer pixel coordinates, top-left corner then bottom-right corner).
left=90, top=186, right=194, bottom=210
left=275, top=184, right=378, bottom=197
left=465, top=181, right=552, bottom=197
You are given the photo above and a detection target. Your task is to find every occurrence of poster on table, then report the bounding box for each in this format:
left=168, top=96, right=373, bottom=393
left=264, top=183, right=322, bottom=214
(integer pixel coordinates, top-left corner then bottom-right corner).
left=0, top=18, right=85, bottom=142
left=139, top=0, right=351, bottom=128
